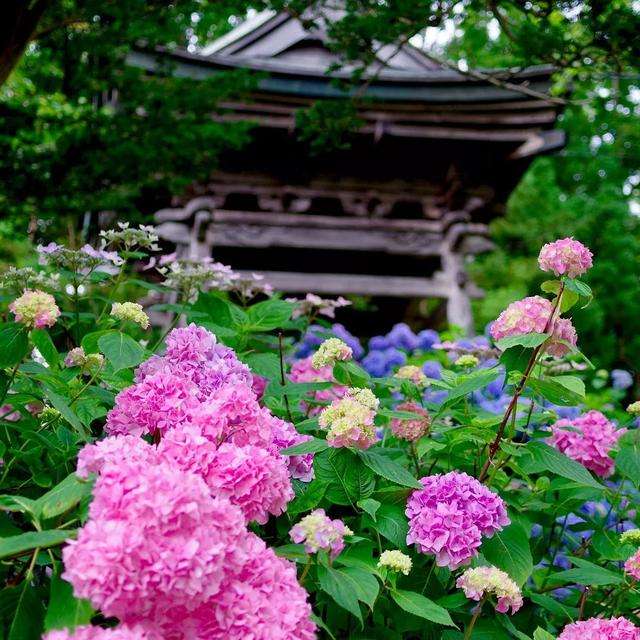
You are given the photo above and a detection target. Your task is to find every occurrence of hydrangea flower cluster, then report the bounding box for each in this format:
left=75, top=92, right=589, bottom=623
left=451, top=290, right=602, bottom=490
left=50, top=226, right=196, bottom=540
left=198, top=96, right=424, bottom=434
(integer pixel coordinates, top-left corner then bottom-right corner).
left=318, top=395, right=378, bottom=449
left=395, top=365, right=428, bottom=387
left=0, top=266, right=60, bottom=293
left=391, top=402, right=431, bottom=441
left=111, top=302, right=150, bottom=328
left=621, top=529, right=640, bottom=545
left=286, top=293, right=351, bottom=319
left=295, top=323, right=363, bottom=360
left=9, top=289, right=60, bottom=329
left=406, top=472, right=510, bottom=569
left=63, top=324, right=316, bottom=639
left=290, top=509, right=353, bottom=558
left=549, top=410, right=624, bottom=477
left=312, top=338, right=353, bottom=369
left=64, top=347, right=105, bottom=374
left=377, top=550, right=412, bottom=575
left=100, top=222, right=160, bottom=251
left=627, top=401, right=640, bottom=416
left=44, top=624, right=157, bottom=640
left=289, top=356, right=346, bottom=416
left=37, top=242, right=124, bottom=271
left=625, top=549, right=640, bottom=580
left=538, top=237, right=593, bottom=279
left=456, top=566, right=523, bottom=614
left=490, top=295, right=577, bottom=357
left=557, top=617, right=639, bottom=640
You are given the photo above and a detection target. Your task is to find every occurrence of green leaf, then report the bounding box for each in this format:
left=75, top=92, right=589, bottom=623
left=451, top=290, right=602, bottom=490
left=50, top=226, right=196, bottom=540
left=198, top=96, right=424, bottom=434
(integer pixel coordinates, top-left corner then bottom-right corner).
left=549, top=558, right=623, bottom=587
left=367, top=503, right=408, bottom=548
left=7, top=582, right=45, bottom=640
left=332, top=361, right=371, bottom=387
left=288, top=480, right=327, bottom=516
left=81, top=329, right=115, bottom=354
left=522, top=441, right=602, bottom=490
left=98, top=332, right=145, bottom=372
left=243, top=352, right=280, bottom=379
left=315, top=449, right=375, bottom=506
left=527, top=592, right=578, bottom=619
left=564, top=278, right=592, bottom=301
left=43, top=576, right=94, bottom=632
left=30, top=329, right=59, bottom=368
left=192, top=292, right=233, bottom=327
left=480, top=520, right=533, bottom=586
left=0, top=323, right=29, bottom=368
left=494, top=332, right=549, bottom=351
left=317, top=565, right=362, bottom=622
left=533, top=629, right=556, bottom=640
left=42, top=386, right=88, bottom=439
left=551, top=375, right=585, bottom=399
left=390, top=590, right=456, bottom=627
left=443, top=369, right=501, bottom=405
left=616, top=431, right=640, bottom=488
left=527, top=377, right=584, bottom=406
left=357, top=449, right=421, bottom=489
left=32, top=473, right=92, bottom=520
left=357, top=498, right=381, bottom=521
left=246, top=299, right=293, bottom=331
left=341, top=566, right=380, bottom=609
left=281, top=437, right=329, bottom=455
left=0, top=530, right=74, bottom=560
left=541, top=280, right=561, bottom=295
left=0, top=495, right=37, bottom=515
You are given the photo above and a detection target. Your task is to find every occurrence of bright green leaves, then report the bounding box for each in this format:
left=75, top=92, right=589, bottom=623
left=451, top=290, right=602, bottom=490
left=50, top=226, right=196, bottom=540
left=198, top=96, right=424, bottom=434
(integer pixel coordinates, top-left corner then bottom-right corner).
left=281, top=437, right=329, bottom=455
left=98, top=332, right=145, bottom=373
left=246, top=299, right=294, bottom=331
left=357, top=450, right=421, bottom=489
left=30, top=330, right=59, bottom=369
left=494, top=332, right=549, bottom=352
left=43, top=576, right=94, bottom=634
left=0, top=323, right=29, bottom=368
left=315, top=449, right=375, bottom=506
left=32, top=473, right=93, bottom=521
left=480, top=520, right=533, bottom=586
left=0, top=530, right=74, bottom=560
left=389, top=590, right=456, bottom=627
left=317, top=565, right=379, bottom=624
left=527, top=375, right=585, bottom=406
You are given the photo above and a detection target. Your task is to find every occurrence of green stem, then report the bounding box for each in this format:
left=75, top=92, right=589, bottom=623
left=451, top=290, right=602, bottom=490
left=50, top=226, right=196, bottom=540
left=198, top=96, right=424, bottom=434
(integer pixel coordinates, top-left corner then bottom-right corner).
left=463, top=598, right=485, bottom=640
left=299, top=556, right=312, bottom=585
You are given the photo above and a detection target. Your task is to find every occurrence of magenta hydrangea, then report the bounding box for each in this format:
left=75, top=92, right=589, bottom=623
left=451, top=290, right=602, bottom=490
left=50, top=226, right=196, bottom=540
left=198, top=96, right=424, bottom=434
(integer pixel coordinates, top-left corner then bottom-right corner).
left=44, top=625, right=158, bottom=640
left=549, top=409, right=625, bottom=477
left=263, top=411, right=315, bottom=482
left=105, top=371, right=200, bottom=437
left=135, top=325, right=252, bottom=401
left=406, top=471, right=510, bottom=569
left=538, top=237, right=593, bottom=279
left=289, top=356, right=346, bottom=416
left=390, top=402, right=431, bottom=441
left=76, top=435, right=157, bottom=479
left=158, top=425, right=293, bottom=524
left=157, top=534, right=316, bottom=640
left=558, top=617, right=639, bottom=640
left=490, top=296, right=577, bottom=357
left=9, top=289, right=60, bottom=329
left=63, top=459, right=248, bottom=622
left=290, top=508, right=353, bottom=558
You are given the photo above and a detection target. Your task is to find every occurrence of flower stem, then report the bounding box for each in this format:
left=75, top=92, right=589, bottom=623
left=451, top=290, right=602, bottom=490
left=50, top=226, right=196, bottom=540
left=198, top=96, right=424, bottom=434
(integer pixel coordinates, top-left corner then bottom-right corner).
left=463, top=598, right=485, bottom=640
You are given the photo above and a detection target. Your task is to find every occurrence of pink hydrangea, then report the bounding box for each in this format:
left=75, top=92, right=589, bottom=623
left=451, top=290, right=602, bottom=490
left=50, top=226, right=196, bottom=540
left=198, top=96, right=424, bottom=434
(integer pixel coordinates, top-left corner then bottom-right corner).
left=9, top=289, right=60, bottom=329
left=490, top=296, right=577, bottom=357
left=625, top=549, right=640, bottom=581
left=558, top=617, right=639, bottom=640
left=157, top=534, right=316, bottom=640
left=158, top=425, right=293, bottom=524
left=456, top=565, right=523, bottom=614
left=44, top=625, right=157, bottom=640
left=406, top=471, right=510, bottom=569
left=538, top=237, right=593, bottom=279
left=186, top=383, right=273, bottom=448
left=135, top=325, right=252, bottom=401
left=264, top=412, right=315, bottom=482
left=0, top=404, right=21, bottom=422
left=76, top=435, right=157, bottom=479
left=290, top=356, right=346, bottom=416
left=290, top=508, right=353, bottom=558
left=105, top=371, right=200, bottom=437
left=63, top=459, right=248, bottom=622
left=549, top=410, right=624, bottom=477
left=391, top=402, right=431, bottom=441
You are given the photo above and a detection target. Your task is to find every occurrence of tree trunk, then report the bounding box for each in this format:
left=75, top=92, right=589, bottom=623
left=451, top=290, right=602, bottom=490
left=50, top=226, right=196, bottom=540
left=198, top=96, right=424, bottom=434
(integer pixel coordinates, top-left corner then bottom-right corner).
left=0, top=0, right=52, bottom=86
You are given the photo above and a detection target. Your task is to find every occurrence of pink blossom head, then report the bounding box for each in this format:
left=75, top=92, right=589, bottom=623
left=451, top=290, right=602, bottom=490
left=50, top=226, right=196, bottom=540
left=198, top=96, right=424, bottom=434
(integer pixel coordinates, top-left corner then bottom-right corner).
left=538, top=237, right=593, bottom=279
left=318, top=397, right=377, bottom=449
left=159, top=425, right=294, bottom=524
left=63, top=459, right=248, bottom=622
left=549, top=409, right=624, bottom=477
left=105, top=371, right=200, bottom=437
left=391, top=402, right=431, bottom=441
left=165, top=323, right=217, bottom=362
left=490, top=296, right=577, bottom=357
left=170, top=534, right=316, bottom=639
left=558, top=617, right=639, bottom=640
left=290, top=508, right=353, bottom=558
left=9, top=289, right=60, bottom=329
left=456, top=565, right=523, bottom=614
left=43, top=624, right=158, bottom=640
left=625, top=549, right=640, bottom=581
left=76, top=435, right=157, bottom=479
left=406, top=471, right=509, bottom=569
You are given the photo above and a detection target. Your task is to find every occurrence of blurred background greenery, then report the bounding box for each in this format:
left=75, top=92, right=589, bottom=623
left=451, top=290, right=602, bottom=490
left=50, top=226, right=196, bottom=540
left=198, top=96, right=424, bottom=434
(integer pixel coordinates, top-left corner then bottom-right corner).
left=1, top=0, right=638, bottom=369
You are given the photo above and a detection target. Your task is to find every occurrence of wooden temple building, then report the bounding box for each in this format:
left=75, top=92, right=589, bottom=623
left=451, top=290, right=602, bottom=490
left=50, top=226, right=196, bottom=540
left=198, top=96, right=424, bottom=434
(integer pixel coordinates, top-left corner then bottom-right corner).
left=129, top=8, right=565, bottom=332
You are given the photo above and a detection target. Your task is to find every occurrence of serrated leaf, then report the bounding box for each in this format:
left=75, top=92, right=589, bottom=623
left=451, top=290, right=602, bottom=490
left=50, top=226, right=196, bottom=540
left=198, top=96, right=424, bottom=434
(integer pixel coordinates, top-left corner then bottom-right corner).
left=533, top=628, right=556, bottom=640
left=243, top=352, right=280, bottom=379
left=98, top=332, right=145, bottom=372
left=0, top=323, right=29, bottom=368
left=357, top=449, right=421, bottom=489
left=390, top=590, right=456, bottom=627
left=527, top=377, right=583, bottom=406
left=30, top=329, right=59, bottom=368
left=495, top=333, right=549, bottom=351
left=288, top=480, right=327, bottom=516
left=7, top=581, right=45, bottom=640
left=32, top=473, right=92, bottom=520
left=317, top=565, right=362, bottom=622
left=246, top=299, right=293, bottom=331
left=357, top=498, right=381, bottom=521
left=366, top=503, right=408, bottom=548
left=315, top=449, right=375, bottom=506
left=480, top=520, right=533, bottom=586
left=281, top=438, right=329, bottom=455
left=43, top=576, right=94, bottom=632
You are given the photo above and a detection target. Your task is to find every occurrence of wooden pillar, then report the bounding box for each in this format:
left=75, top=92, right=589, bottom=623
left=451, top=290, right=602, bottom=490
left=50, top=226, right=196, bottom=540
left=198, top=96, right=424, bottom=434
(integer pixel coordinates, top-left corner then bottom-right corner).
left=441, top=246, right=474, bottom=335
